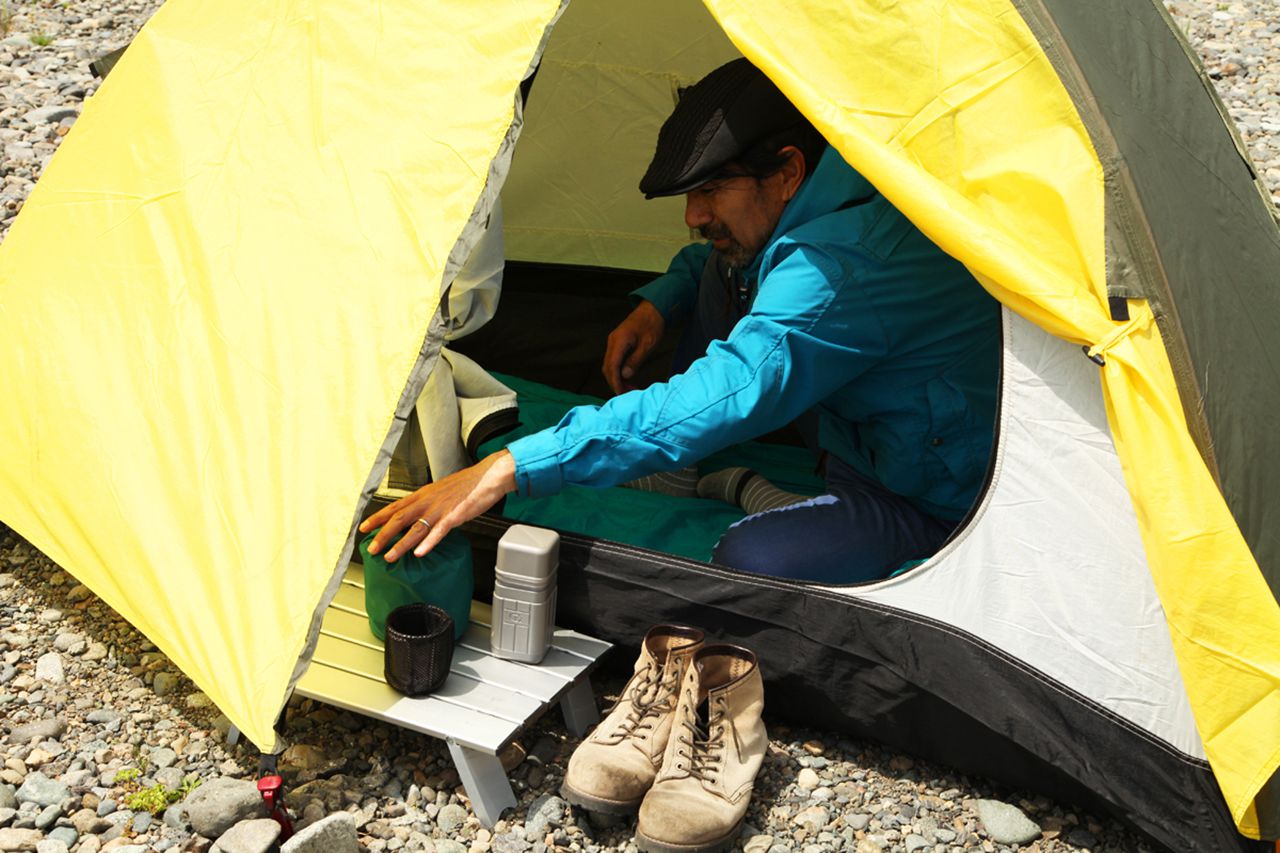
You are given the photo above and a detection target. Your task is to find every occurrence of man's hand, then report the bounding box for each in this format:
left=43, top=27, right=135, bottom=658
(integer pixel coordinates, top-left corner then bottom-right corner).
left=602, top=300, right=667, bottom=395
left=359, top=450, right=517, bottom=562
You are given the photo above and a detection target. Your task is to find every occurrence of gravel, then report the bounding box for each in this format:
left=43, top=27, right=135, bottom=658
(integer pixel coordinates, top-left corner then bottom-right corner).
left=1, top=0, right=1276, bottom=851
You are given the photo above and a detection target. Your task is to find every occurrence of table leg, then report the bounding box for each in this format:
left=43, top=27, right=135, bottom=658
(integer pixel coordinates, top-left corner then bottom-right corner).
left=559, top=678, right=599, bottom=737
left=447, top=740, right=517, bottom=828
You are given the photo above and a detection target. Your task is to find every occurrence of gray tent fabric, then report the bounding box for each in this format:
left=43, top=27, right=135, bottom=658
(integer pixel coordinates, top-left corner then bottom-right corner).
left=1013, top=0, right=1280, bottom=617
left=385, top=201, right=517, bottom=491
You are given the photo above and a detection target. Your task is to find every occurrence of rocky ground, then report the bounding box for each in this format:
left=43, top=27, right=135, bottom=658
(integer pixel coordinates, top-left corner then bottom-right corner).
left=1, top=1, right=1277, bottom=852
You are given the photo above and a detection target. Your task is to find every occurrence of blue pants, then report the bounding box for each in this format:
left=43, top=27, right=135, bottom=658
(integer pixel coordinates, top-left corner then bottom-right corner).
left=711, top=455, right=954, bottom=583
left=674, top=252, right=955, bottom=584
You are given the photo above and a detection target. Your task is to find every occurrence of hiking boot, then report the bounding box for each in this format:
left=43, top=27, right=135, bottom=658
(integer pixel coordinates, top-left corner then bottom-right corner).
left=635, top=644, right=766, bottom=853
left=560, top=625, right=705, bottom=814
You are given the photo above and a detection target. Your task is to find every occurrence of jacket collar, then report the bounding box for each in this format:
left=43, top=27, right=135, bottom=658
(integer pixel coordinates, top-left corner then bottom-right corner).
left=742, top=146, right=877, bottom=279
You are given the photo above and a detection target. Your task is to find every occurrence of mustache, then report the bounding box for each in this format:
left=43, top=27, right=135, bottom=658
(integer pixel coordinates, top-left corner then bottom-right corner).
left=699, top=225, right=732, bottom=241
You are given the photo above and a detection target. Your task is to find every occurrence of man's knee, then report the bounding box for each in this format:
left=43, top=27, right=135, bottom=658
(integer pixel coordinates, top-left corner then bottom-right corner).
left=711, top=509, right=823, bottom=580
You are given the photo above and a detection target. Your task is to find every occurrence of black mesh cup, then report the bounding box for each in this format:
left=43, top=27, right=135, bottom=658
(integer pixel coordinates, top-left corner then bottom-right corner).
left=383, top=603, right=454, bottom=697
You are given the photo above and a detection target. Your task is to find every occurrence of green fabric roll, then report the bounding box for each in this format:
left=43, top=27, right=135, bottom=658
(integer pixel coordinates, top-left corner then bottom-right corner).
left=360, top=528, right=473, bottom=642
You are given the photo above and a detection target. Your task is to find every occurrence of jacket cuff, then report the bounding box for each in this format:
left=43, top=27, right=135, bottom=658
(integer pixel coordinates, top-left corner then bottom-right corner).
left=506, top=432, right=566, bottom=498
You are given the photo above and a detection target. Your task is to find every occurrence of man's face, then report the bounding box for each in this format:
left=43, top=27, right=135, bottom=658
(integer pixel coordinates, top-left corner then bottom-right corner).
left=683, top=170, right=790, bottom=269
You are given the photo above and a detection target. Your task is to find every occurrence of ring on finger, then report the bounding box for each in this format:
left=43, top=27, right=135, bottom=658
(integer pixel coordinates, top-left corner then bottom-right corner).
left=415, top=518, right=432, bottom=530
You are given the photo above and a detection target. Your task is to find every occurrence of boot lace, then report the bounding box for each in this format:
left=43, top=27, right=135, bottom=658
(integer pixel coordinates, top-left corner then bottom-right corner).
left=675, top=691, right=731, bottom=784
left=609, top=662, right=679, bottom=740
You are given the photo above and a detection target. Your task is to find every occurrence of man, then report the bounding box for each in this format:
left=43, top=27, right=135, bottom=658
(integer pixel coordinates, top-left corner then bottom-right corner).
left=362, top=58, right=1000, bottom=584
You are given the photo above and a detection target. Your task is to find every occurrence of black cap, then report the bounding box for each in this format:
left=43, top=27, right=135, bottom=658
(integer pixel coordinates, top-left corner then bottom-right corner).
left=639, top=58, right=805, bottom=199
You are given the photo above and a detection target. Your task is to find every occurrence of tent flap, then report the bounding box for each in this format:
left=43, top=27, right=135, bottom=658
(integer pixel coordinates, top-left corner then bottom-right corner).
left=0, top=0, right=564, bottom=750
left=702, top=0, right=1280, bottom=838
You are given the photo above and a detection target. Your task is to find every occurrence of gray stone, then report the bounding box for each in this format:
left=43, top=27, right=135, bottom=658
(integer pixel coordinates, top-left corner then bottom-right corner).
left=0, top=828, right=42, bottom=851
left=279, top=812, right=358, bottom=853
left=0, top=786, right=15, bottom=810
left=524, top=794, right=565, bottom=838
left=1066, top=827, right=1098, bottom=847
left=903, top=834, right=930, bottom=852
left=33, top=803, right=59, bottom=830
left=0, top=807, right=15, bottom=826
left=211, top=817, right=281, bottom=853
left=162, top=803, right=187, bottom=830
left=57, top=770, right=91, bottom=790
left=792, top=805, right=829, bottom=833
left=436, top=802, right=468, bottom=834
left=15, top=773, right=68, bottom=808
left=47, top=827, right=77, bottom=847
left=50, top=634, right=83, bottom=654
left=152, top=672, right=180, bottom=696
left=184, top=777, right=266, bottom=839
left=150, top=747, right=178, bottom=769
left=492, top=833, right=530, bottom=853
left=848, top=813, right=870, bottom=831
left=22, top=106, right=78, bottom=125
left=433, top=842, right=467, bottom=853
left=84, top=710, right=120, bottom=725
left=974, top=799, right=1041, bottom=845
left=7, top=719, right=65, bottom=744
left=527, top=736, right=558, bottom=766
left=154, top=767, right=185, bottom=790
left=33, top=654, right=63, bottom=685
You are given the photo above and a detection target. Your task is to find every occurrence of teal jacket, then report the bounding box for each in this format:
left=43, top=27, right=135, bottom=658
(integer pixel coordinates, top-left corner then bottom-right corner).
left=507, top=148, right=1000, bottom=521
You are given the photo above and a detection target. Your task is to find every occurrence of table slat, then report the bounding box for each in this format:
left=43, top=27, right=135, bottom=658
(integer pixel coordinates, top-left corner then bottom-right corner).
left=295, top=664, right=515, bottom=753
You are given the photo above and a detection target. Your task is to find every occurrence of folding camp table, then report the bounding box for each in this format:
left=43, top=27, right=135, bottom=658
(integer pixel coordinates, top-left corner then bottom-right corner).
left=233, top=561, right=610, bottom=827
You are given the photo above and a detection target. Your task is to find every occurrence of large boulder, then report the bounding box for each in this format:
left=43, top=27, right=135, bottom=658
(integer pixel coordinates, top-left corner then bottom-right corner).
left=15, top=773, right=68, bottom=808
left=184, top=778, right=266, bottom=840
left=280, top=812, right=358, bottom=853
left=211, top=817, right=281, bottom=853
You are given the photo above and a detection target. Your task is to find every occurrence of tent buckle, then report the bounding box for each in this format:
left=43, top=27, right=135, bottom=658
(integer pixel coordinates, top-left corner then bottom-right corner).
left=1082, top=345, right=1105, bottom=366
left=257, top=757, right=295, bottom=842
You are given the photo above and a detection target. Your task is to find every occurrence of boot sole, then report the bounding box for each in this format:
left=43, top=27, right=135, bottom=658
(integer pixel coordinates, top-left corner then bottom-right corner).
left=559, top=780, right=645, bottom=816
left=633, top=819, right=743, bottom=853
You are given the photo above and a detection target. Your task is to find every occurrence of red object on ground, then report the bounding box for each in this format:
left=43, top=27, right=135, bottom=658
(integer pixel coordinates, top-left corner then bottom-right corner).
left=258, top=774, right=294, bottom=841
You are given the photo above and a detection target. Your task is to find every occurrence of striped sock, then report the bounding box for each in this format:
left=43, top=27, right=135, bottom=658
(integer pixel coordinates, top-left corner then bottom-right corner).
left=697, top=467, right=808, bottom=515
left=621, top=465, right=699, bottom=498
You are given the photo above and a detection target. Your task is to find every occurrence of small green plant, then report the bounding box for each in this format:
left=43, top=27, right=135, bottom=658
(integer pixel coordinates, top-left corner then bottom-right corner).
left=123, top=784, right=172, bottom=815
left=115, top=768, right=202, bottom=815
left=29, top=30, right=52, bottom=46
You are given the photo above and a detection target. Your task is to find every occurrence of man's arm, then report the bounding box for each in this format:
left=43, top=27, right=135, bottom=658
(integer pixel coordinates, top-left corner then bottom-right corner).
left=513, top=244, right=888, bottom=497
left=601, top=242, right=713, bottom=394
